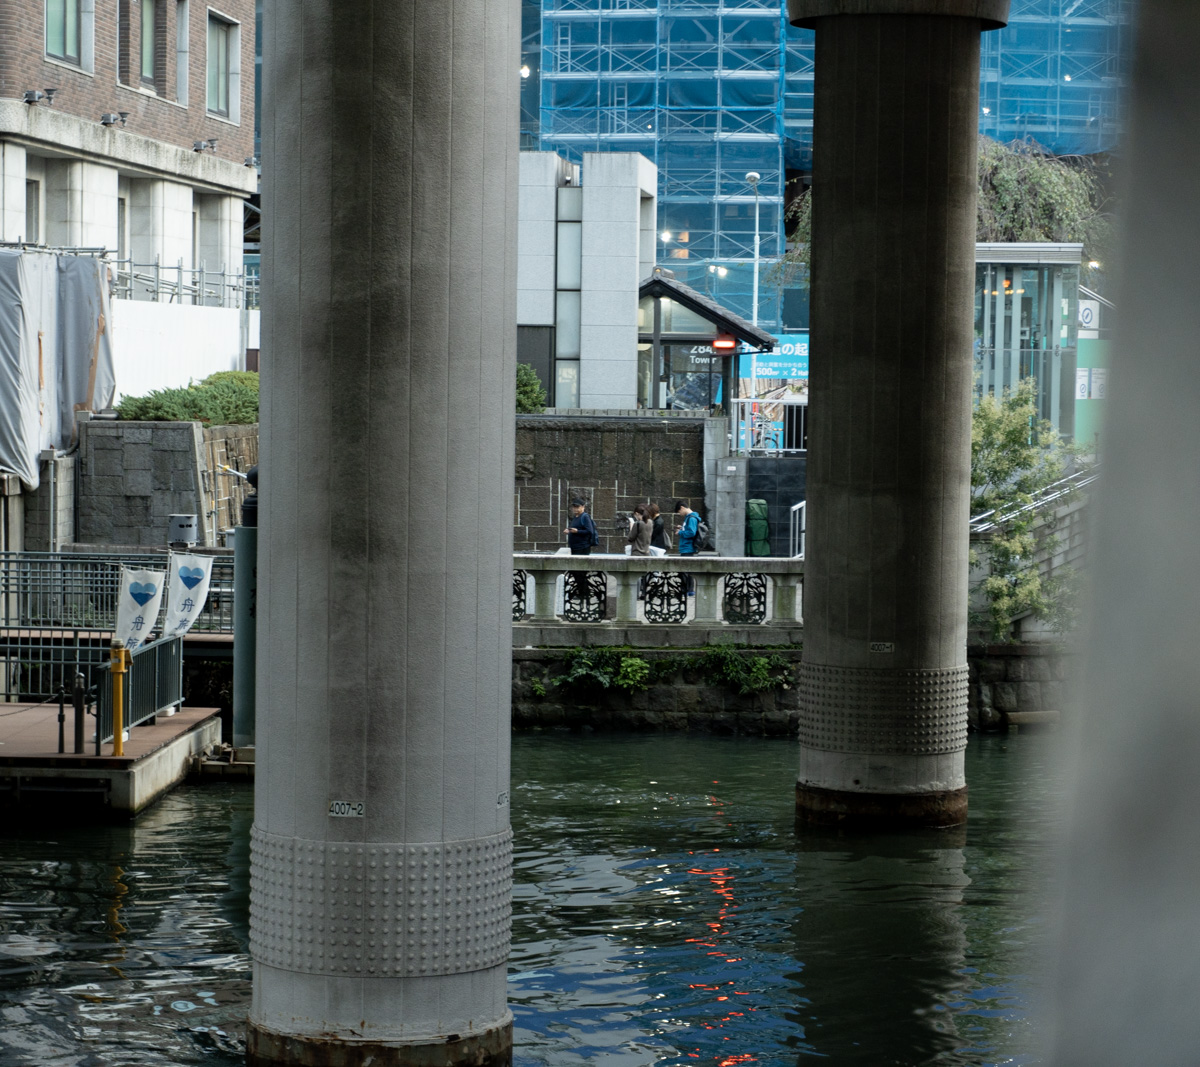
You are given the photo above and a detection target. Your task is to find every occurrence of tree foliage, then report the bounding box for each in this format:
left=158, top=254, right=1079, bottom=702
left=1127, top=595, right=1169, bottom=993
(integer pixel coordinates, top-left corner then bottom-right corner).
left=975, top=137, right=1114, bottom=261
left=516, top=362, right=548, bottom=414
left=775, top=136, right=1115, bottom=283
left=970, top=378, right=1087, bottom=642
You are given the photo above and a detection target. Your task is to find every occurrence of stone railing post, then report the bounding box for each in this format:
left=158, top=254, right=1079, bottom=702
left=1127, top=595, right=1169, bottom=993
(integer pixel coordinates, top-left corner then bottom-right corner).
left=693, top=569, right=721, bottom=624
left=613, top=569, right=640, bottom=625
left=771, top=572, right=801, bottom=626
left=532, top=568, right=559, bottom=624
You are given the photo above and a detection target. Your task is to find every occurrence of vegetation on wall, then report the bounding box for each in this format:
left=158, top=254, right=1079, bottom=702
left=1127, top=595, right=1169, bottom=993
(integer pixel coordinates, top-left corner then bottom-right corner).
left=544, top=644, right=797, bottom=698
left=116, top=371, right=259, bottom=424
left=971, top=377, right=1087, bottom=642
left=516, top=363, right=548, bottom=414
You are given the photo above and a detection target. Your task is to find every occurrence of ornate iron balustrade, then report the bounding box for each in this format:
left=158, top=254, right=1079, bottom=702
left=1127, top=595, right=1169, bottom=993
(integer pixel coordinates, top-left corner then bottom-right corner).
left=512, top=554, right=803, bottom=634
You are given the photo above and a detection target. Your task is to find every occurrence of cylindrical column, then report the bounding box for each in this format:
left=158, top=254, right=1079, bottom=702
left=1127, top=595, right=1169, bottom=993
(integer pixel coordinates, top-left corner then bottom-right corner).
left=232, top=524, right=257, bottom=749
left=788, top=0, right=1008, bottom=826
left=248, top=2, right=518, bottom=1064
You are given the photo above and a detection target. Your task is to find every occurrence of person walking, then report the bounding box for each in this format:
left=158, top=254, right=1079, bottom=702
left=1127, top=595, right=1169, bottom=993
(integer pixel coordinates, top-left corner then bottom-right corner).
left=626, top=504, right=653, bottom=556
left=647, top=503, right=670, bottom=552
left=564, top=498, right=598, bottom=555
left=673, top=500, right=701, bottom=556
left=673, top=500, right=701, bottom=599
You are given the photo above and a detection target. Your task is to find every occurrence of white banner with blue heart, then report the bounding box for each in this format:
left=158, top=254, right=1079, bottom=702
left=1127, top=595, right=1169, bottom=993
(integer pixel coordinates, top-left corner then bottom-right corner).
left=164, top=554, right=214, bottom=638
left=115, top=567, right=166, bottom=650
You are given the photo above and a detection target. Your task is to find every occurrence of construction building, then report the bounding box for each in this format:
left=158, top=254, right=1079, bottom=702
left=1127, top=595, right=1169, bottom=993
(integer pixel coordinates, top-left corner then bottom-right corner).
left=520, top=0, right=1133, bottom=334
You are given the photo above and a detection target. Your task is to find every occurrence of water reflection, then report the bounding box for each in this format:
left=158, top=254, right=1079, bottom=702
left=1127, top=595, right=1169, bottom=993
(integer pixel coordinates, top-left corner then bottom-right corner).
left=0, top=735, right=1056, bottom=1066
left=789, top=828, right=971, bottom=1063
left=0, top=785, right=251, bottom=1066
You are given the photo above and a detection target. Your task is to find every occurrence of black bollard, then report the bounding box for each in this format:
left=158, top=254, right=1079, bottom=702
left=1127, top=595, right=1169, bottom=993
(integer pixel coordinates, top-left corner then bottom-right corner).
left=73, top=672, right=85, bottom=754
left=57, top=686, right=65, bottom=754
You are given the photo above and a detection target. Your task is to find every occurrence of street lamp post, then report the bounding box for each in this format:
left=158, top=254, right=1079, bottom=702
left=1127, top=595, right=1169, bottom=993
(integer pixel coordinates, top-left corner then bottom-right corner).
left=746, top=172, right=761, bottom=396
left=746, top=171, right=761, bottom=327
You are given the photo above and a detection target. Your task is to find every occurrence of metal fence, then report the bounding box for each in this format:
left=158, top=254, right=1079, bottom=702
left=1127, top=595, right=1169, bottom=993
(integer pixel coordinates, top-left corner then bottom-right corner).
left=0, top=552, right=233, bottom=700
left=94, top=635, right=185, bottom=750
left=729, top=396, right=808, bottom=455
left=111, top=256, right=253, bottom=309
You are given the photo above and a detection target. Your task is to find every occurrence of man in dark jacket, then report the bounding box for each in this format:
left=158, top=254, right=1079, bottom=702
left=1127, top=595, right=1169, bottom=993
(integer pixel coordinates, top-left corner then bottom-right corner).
left=565, top=499, right=598, bottom=555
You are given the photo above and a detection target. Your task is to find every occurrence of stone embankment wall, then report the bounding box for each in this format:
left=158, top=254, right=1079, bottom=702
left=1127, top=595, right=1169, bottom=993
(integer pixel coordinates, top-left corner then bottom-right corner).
left=513, top=644, right=1071, bottom=735
left=512, top=648, right=802, bottom=736
left=515, top=414, right=707, bottom=553
left=968, top=643, right=1073, bottom=731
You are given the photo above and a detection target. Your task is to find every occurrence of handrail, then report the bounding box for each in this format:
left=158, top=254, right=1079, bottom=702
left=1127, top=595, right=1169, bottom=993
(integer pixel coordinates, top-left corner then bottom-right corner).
left=970, top=467, right=1099, bottom=534
left=95, top=633, right=184, bottom=750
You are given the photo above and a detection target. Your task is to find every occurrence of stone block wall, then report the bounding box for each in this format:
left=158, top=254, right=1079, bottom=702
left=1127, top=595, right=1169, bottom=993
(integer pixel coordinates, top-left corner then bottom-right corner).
left=515, top=414, right=707, bottom=553
left=76, top=420, right=208, bottom=547
left=23, top=454, right=76, bottom=551
left=512, top=648, right=802, bottom=736
left=968, top=643, right=1074, bottom=731
left=512, top=644, right=1071, bottom=735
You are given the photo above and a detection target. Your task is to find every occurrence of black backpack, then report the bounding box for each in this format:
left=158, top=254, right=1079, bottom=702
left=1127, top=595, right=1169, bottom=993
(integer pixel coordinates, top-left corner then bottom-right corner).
left=693, top=518, right=712, bottom=552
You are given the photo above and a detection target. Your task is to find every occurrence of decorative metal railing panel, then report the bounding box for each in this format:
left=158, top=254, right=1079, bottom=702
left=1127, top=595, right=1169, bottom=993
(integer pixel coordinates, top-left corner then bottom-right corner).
left=562, top=572, right=608, bottom=622
left=643, top=571, right=688, bottom=624
left=723, top=573, right=768, bottom=624
left=513, top=570, right=529, bottom=622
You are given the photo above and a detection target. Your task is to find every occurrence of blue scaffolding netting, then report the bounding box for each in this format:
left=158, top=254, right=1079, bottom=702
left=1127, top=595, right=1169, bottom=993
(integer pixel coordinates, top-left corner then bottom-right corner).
left=521, top=0, right=1133, bottom=333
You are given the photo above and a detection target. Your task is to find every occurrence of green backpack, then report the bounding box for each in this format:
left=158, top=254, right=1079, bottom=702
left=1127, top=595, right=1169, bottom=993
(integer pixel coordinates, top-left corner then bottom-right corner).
left=746, top=498, right=770, bottom=556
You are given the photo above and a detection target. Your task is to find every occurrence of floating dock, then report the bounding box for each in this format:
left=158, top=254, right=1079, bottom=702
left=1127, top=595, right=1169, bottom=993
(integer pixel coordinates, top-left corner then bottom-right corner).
left=0, top=703, right=221, bottom=817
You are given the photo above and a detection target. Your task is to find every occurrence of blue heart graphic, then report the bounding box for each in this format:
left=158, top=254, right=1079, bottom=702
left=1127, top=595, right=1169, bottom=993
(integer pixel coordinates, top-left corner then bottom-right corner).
left=129, top=581, right=157, bottom=606
left=178, top=566, right=205, bottom=589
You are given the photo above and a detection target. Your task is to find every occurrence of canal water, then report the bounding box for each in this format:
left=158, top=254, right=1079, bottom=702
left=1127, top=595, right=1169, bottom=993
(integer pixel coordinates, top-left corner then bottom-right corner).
left=0, top=733, right=1060, bottom=1066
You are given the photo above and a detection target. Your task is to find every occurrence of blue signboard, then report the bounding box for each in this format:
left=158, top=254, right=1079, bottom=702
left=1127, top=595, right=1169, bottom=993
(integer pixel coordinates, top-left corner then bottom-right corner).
left=739, top=334, right=809, bottom=379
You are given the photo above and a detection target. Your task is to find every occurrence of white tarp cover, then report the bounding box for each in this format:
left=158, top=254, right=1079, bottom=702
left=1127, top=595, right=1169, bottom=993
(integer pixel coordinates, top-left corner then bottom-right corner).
left=0, top=250, right=117, bottom=489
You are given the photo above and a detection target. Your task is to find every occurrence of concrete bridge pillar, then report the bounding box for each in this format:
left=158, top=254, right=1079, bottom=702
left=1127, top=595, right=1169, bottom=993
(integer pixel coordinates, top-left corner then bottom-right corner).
left=247, top=2, right=518, bottom=1065
left=787, top=0, right=1008, bottom=825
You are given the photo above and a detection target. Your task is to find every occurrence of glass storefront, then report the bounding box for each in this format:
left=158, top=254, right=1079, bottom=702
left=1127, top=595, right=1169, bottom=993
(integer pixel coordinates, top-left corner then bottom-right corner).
left=974, top=258, right=1080, bottom=437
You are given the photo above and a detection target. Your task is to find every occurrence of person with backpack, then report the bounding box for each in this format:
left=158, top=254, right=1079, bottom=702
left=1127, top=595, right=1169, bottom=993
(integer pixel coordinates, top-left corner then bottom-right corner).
left=565, top=498, right=599, bottom=555
left=673, top=500, right=707, bottom=555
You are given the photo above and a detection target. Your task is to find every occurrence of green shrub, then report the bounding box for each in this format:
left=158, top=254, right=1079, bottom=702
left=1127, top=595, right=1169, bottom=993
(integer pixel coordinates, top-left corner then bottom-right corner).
left=202, top=370, right=260, bottom=390
left=116, top=378, right=259, bottom=424
left=552, top=644, right=796, bottom=697
left=614, top=656, right=651, bottom=692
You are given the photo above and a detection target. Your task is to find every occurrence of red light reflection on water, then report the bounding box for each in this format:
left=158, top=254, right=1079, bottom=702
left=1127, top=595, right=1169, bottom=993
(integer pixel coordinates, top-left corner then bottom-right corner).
left=680, top=843, right=759, bottom=1064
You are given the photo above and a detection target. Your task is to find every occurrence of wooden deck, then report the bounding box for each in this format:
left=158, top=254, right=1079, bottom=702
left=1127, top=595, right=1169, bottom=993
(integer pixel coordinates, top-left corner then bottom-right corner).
left=0, top=704, right=222, bottom=816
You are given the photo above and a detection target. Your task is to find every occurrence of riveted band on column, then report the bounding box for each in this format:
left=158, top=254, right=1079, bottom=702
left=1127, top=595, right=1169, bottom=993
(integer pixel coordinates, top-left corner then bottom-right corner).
left=249, top=827, right=512, bottom=978
left=797, top=662, right=969, bottom=755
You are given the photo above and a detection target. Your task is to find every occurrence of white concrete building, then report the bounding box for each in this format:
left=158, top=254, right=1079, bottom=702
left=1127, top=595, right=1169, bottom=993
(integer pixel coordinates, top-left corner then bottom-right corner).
left=517, top=151, right=657, bottom=409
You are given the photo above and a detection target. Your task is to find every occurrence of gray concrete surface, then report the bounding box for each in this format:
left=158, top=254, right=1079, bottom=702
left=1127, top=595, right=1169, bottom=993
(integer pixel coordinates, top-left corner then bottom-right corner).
left=248, top=1, right=519, bottom=1063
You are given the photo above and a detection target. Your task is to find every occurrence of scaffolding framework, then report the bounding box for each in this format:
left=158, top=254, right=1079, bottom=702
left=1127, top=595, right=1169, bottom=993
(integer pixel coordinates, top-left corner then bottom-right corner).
left=524, top=0, right=1132, bottom=332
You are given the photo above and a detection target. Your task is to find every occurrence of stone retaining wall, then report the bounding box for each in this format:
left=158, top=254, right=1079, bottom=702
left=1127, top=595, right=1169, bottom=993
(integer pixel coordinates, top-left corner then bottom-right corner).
left=514, top=644, right=1071, bottom=735
left=967, top=643, right=1074, bottom=732
left=513, top=648, right=802, bottom=736
left=515, top=414, right=707, bottom=554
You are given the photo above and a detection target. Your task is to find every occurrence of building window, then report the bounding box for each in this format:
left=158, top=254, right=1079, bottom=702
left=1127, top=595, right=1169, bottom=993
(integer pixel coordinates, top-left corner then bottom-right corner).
left=141, top=0, right=157, bottom=84
left=175, top=0, right=189, bottom=104
left=207, top=14, right=231, bottom=115
left=46, top=0, right=81, bottom=64
left=25, top=182, right=41, bottom=245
